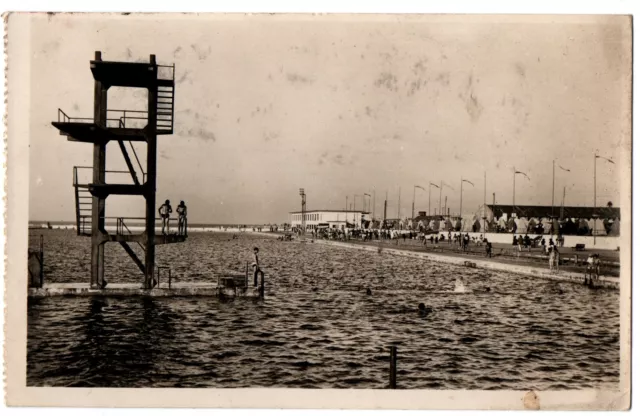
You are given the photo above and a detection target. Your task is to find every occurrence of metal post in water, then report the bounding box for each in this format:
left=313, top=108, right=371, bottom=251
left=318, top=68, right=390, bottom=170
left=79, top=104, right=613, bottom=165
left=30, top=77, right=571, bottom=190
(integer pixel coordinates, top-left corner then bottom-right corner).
left=39, top=234, right=44, bottom=287
left=169, top=270, right=172, bottom=289
left=259, top=271, right=265, bottom=299
left=389, top=346, right=397, bottom=389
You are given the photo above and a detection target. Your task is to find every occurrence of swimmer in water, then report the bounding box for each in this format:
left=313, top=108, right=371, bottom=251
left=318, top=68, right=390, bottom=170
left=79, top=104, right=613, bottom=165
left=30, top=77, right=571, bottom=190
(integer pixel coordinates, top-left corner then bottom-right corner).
left=366, top=288, right=372, bottom=296
left=418, top=303, right=432, bottom=317
left=454, top=277, right=467, bottom=293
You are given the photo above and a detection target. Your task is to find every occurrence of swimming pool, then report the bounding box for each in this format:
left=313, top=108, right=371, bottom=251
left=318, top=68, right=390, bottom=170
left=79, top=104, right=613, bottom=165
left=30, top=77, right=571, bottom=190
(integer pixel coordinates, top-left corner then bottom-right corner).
left=27, top=230, right=620, bottom=389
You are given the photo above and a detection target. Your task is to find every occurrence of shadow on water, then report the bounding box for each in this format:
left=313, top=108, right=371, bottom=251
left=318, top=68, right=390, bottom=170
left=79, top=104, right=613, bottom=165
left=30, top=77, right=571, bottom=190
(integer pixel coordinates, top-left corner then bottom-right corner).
left=29, top=297, right=181, bottom=387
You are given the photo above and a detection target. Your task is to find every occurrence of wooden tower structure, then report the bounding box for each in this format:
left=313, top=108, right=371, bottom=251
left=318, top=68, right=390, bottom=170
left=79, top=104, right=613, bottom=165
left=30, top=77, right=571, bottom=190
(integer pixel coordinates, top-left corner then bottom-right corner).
left=52, top=51, right=186, bottom=289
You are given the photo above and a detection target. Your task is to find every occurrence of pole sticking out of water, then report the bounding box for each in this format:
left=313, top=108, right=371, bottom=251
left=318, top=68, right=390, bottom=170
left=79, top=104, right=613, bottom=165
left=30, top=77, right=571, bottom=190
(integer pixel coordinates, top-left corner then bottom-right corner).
left=389, top=346, right=397, bottom=389
left=259, top=271, right=265, bottom=299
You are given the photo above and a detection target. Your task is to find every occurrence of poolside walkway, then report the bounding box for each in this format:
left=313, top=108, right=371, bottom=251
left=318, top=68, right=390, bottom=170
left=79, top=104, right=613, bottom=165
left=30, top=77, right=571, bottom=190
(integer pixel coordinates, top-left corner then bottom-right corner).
left=312, top=239, right=620, bottom=290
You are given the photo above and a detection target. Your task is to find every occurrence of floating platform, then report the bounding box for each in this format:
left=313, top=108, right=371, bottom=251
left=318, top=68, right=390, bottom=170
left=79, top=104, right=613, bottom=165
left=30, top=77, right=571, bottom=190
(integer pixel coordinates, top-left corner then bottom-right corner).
left=28, top=281, right=263, bottom=298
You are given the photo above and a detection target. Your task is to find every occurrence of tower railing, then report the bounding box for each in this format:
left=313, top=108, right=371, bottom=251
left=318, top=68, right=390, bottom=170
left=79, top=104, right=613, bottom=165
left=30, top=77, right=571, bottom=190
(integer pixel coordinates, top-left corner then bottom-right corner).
left=157, top=64, right=175, bottom=81
left=107, top=109, right=149, bottom=129
left=73, top=166, right=145, bottom=186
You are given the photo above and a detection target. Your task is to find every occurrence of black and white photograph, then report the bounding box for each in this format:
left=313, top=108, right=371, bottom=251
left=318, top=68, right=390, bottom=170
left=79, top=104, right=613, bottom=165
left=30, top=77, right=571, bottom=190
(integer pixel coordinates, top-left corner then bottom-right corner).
left=3, top=11, right=632, bottom=410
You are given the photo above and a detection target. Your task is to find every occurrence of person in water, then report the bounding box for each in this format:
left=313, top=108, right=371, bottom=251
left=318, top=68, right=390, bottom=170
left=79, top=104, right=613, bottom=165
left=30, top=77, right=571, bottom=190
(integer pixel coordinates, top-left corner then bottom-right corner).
left=418, top=303, right=432, bottom=317
left=585, top=254, right=601, bottom=286
left=158, top=199, right=173, bottom=235
left=176, top=200, right=187, bottom=236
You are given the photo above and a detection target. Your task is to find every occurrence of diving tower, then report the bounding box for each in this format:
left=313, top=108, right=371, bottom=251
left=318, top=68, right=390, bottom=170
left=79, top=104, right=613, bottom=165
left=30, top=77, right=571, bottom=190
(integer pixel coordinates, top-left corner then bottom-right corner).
left=52, top=51, right=185, bottom=290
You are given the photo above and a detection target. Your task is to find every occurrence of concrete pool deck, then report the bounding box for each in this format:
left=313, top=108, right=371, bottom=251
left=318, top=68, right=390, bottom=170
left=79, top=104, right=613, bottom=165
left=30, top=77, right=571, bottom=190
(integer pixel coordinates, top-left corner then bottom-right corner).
left=312, top=239, right=620, bottom=290
left=28, top=282, right=263, bottom=298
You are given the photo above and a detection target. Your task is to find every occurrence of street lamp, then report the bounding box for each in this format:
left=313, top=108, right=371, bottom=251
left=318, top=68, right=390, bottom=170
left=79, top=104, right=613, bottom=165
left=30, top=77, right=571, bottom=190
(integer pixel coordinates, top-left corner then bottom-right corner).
left=364, top=193, right=371, bottom=227
left=594, top=154, right=615, bottom=244
left=551, top=160, right=571, bottom=217
left=299, top=188, right=306, bottom=236
left=512, top=169, right=530, bottom=217
left=412, top=185, right=425, bottom=221
left=428, top=183, right=439, bottom=217
left=460, top=178, right=474, bottom=221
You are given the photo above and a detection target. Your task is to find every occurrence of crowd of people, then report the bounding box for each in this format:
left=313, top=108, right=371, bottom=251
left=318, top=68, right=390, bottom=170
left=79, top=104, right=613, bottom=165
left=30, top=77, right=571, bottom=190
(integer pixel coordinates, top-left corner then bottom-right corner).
left=287, top=223, right=605, bottom=278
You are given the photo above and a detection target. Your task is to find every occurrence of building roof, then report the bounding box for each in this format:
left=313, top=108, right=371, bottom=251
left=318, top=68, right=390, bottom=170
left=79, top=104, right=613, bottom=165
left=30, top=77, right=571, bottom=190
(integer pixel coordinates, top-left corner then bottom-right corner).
left=289, top=209, right=370, bottom=214
left=412, top=215, right=453, bottom=222
left=487, top=204, right=620, bottom=219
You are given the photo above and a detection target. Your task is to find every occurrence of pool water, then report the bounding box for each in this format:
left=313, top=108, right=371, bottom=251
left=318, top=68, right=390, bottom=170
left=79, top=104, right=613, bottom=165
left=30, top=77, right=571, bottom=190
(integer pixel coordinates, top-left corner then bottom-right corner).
left=27, top=230, right=620, bottom=389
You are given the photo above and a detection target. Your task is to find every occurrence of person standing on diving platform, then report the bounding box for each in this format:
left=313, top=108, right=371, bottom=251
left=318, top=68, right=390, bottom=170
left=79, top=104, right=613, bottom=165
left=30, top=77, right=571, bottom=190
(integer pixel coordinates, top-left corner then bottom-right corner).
left=158, top=199, right=173, bottom=235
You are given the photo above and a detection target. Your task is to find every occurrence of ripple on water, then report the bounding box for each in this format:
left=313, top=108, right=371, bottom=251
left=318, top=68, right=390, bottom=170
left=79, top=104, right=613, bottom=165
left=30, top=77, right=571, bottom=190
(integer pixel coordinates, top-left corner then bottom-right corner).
left=27, top=231, right=620, bottom=389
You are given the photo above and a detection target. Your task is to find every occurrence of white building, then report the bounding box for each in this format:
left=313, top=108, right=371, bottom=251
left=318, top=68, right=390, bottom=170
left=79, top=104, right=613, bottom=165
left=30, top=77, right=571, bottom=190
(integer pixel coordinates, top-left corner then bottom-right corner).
left=290, top=210, right=371, bottom=230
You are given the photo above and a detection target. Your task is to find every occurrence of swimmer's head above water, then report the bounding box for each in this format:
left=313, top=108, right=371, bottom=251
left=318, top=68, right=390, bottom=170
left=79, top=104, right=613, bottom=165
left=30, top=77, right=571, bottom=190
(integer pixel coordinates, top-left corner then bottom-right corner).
left=418, top=303, right=432, bottom=315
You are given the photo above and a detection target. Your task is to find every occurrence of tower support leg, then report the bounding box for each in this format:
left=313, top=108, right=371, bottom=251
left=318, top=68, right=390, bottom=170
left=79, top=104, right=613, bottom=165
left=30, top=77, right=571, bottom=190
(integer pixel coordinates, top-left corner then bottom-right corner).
left=144, top=54, right=159, bottom=290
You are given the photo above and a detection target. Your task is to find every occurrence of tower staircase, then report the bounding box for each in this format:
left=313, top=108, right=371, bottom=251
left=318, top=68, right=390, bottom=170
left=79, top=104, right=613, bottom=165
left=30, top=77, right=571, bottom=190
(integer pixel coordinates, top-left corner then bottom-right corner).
left=157, top=78, right=175, bottom=135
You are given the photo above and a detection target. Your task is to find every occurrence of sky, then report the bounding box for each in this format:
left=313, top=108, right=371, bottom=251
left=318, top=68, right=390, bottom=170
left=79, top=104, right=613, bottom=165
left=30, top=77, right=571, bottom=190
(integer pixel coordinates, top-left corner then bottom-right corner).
left=26, top=14, right=630, bottom=224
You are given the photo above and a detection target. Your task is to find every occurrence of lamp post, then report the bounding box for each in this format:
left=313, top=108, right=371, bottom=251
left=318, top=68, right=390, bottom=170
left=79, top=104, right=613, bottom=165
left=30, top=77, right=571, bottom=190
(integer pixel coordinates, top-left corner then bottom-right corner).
left=460, top=178, right=475, bottom=224
left=373, top=189, right=376, bottom=221
left=594, top=154, right=615, bottom=244
left=299, top=188, right=306, bottom=237
left=364, top=193, right=371, bottom=213
left=552, top=162, right=571, bottom=219
left=397, top=187, right=401, bottom=224
left=364, top=193, right=371, bottom=227
left=412, top=185, right=425, bottom=221
left=428, top=183, right=439, bottom=220
left=513, top=169, right=530, bottom=217
left=551, top=161, right=572, bottom=217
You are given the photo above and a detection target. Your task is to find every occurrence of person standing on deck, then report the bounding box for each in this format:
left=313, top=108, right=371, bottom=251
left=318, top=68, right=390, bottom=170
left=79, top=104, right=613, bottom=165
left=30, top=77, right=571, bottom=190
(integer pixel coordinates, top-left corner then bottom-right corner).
left=158, top=199, right=173, bottom=235
left=177, top=200, right=187, bottom=236
left=252, top=247, right=263, bottom=287
left=484, top=238, right=492, bottom=258
left=549, top=245, right=559, bottom=272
